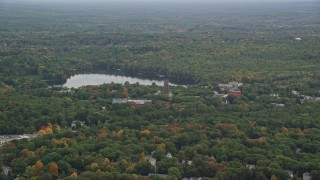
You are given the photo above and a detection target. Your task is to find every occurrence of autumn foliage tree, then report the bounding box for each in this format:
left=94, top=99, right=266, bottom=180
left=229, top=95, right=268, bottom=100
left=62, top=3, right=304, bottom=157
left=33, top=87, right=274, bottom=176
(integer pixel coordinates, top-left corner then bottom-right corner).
left=50, top=163, right=59, bottom=176
left=141, top=129, right=151, bottom=135
left=153, top=135, right=159, bottom=143
left=99, top=129, right=109, bottom=137
left=71, top=172, right=78, bottom=177
left=270, top=175, right=277, bottom=180
left=38, top=123, right=53, bottom=135
left=29, top=161, right=44, bottom=177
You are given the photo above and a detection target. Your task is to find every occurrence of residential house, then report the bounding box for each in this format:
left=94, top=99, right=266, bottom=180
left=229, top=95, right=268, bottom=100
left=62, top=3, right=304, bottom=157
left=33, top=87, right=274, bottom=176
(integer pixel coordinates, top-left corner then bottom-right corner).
left=228, top=89, right=241, bottom=97
left=216, top=82, right=242, bottom=99
left=285, top=170, right=293, bottom=178
left=218, top=81, right=242, bottom=91
left=303, top=172, right=311, bottom=180
left=146, top=155, right=157, bottom=166
left=182, top=178, right=202, bottom=180
left=112, top=98, right=152, bottom=106
left=128, top=99, right=152, bottom=107
left=182, top=160, right=193, bottom=166
left=213, top=91, right=228, bottom=98
left=155, top=90, right=162, bottom=95
left=292, top=90, right=300, bottom=95
left=71, top=120, right=85, bottom=129
left=2, top=166, right=11, bottom=176
left=166, top=153, right=173, bottom=158
left=246, top=164, right=256, bottom=170
left=112, top=98, right=128, bottom=104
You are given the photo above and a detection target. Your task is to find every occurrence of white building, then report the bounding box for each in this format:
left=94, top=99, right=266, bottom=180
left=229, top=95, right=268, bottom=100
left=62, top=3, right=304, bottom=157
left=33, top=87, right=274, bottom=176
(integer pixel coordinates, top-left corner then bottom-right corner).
left=146, top=155, right=157, bottom=166
left=294, top=37, right=302, bottom=41
left=246, top=164, right=256, bottom=170
left=285, top=170, right=293, bottom=178
left=303, top=172, right=311, bottom=180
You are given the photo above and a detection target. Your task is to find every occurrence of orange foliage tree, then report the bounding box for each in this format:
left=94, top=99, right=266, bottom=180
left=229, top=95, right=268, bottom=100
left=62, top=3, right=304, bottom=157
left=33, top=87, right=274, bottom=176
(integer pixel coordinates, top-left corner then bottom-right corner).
left=50, top=163, right=59, bottom=176
left=170, top=124, right=184, bottom=133
left=71, top=172, right=78, bottom=177
left=270, top=175, right=277, bottom=180
left=38, top=123, right=53, bottom=135
left=153, top=135, right=159, bottom=143
left=99, top=129, right=109, bottom=137
left=33, top=161, right=44, bottom=176
left=141, top=129, right=151, bottom=135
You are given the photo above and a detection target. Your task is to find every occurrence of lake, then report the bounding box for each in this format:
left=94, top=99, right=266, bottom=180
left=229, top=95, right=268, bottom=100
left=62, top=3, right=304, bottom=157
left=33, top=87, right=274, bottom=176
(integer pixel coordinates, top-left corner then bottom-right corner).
left=62, top=74, right=183, bottom=88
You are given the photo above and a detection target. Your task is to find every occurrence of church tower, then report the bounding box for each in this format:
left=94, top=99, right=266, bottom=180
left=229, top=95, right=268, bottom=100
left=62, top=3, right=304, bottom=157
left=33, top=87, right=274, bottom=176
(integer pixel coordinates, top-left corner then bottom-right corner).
left=163, top=79, right=169, bottom=94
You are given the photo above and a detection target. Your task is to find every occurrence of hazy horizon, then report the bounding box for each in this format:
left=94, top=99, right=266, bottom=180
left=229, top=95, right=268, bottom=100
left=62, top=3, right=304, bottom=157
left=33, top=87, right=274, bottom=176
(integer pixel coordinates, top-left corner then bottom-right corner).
left=2, top=0, right=318, bottom=4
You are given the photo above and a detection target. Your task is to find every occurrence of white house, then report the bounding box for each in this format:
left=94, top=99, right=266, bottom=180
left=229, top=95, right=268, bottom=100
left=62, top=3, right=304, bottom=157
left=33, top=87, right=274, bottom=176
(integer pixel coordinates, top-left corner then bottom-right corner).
left=246, top=164, right=256, bottom=170
left=182, top=160, right=193, bottom=166
left=182, top=178, right=202, bottom=180
left=285, top=170, right=293, bottom=178
left=303, top=172, right=311, bottom=180
left=294, top=37, right=302, bottom=41
left=146, top=155, right=157, bottom=166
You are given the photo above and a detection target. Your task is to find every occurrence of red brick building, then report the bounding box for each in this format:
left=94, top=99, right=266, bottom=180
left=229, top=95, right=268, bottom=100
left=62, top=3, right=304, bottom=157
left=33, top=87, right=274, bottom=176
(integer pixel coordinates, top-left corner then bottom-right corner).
left=228, top=89, right=241, bottom=98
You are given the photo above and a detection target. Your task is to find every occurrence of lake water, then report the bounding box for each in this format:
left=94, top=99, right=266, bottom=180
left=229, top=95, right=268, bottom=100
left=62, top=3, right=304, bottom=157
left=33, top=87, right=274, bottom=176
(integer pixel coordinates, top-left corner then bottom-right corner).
left=63, top=74, right=182, bottom=88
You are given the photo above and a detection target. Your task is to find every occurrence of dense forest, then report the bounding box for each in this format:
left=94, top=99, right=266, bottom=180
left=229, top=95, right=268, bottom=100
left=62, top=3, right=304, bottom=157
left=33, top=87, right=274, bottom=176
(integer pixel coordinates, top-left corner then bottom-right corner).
left=0, top=1, right=320, bottom=180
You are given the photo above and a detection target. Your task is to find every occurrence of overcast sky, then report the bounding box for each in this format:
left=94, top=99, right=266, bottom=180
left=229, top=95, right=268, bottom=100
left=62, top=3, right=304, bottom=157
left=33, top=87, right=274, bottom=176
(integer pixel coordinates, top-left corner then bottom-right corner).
left=4, top=0, right=318, bottom=3
left=2, top=0, right=318, bottom=9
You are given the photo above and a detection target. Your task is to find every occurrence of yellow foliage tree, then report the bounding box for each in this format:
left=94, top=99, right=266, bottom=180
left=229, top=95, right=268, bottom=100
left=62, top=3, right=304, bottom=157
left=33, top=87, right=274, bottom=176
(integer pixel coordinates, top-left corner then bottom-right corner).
left=54, top=124, right=61, bottom=133
left=281, top=127, right=289, bottom=133
left=157, top=143, right=166, bottom=150
left=21, top=149, right=30, bottom=157
left=38, top=123, right=54, bottom=135
left=38, top=130, right=46, bottom=136
left=35, top=146, right=46, bottom=156
left=106, top=165, right=114, bottom=171
left=170, top=124, right=184, bottom=133
left=71, top=172, right=78, bottom=177
left=104, top=158, right=110, bottom=164
left=141, top=129, right=151, bottom=135
left=116, top=129, right=124, bottom=137
left=90, top=163, right=99, bottom=170
left=123, top=87, right=130, bottom=99
left=47, top=123, right=52, bottom=128
left=51, top=138, right=58, bottom=147
left=295, top=128, right=303, bottom=135
left=139, top=152, right=147, bottom=162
